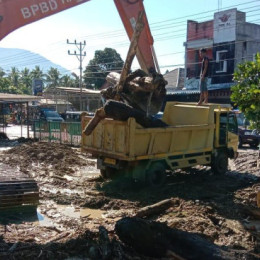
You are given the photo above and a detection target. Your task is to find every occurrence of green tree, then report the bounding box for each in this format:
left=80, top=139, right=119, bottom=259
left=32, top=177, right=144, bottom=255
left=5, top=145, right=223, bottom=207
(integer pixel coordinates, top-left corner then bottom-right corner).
left=0, top=77, right=10, bottom=93
left=60, top=74, right=75, bottom=87
left=83, top=48, right=124, bottom=89
left=231, top=53, right=260, bottom=130
left=8, top=67, right=20, bottom=87
left=20, top=68, right=32, bottom=94
left=30, top=66, right=45, bottom=81
left=0, top=67, right=5, bottom=78
left=45, top=67, right=61, bottom=88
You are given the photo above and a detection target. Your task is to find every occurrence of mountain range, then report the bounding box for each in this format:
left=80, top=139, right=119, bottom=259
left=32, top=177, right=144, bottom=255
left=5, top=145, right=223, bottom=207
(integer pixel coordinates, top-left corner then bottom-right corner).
left=0, top=48, right=68, bottom=74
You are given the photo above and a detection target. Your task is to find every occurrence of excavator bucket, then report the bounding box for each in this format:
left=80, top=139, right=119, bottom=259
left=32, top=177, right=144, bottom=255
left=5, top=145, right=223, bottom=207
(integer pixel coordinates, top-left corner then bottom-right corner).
left=0, top=171, right=39, bottom=209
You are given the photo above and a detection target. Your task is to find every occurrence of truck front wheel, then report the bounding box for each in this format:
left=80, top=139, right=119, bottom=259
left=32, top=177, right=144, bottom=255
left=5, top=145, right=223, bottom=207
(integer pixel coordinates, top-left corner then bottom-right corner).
left=211, top=151, right=228, bottom=175
left=238, top=137, right=243, bottom=148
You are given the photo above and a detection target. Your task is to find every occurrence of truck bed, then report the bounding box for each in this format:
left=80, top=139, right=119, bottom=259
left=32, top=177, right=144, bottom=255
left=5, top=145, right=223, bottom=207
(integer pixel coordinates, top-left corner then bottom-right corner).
left=81, top=103, right=216, bottom=161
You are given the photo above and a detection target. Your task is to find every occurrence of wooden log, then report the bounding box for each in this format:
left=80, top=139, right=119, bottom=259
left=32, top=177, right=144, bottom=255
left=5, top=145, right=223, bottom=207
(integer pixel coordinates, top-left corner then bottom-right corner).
left=103, top=100, right=168, bottom=128
left=115, top=217, right=236, bottom=259
left=45, top=231, right=71, bottom=244
left=106, top=72, right=120, bottom=86
left=117, top=11, right=145, bottom=92
left=135, top=198, right=178, bottom=218
left=83, top=100, right=168, bottom=136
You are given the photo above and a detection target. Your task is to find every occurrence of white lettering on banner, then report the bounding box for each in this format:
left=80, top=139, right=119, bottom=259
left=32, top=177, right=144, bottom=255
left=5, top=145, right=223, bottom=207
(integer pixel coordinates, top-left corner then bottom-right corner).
left=49, top=0, right=58, bottom=10
left=61, top=0, right=72, bottom=3
left=39, top=2, right=49, bottom=13
left=21, top=1, right=58, bottom=19
left=21, top=8, right=31, bottom=19
left=31, top=5, right=39, bottom=16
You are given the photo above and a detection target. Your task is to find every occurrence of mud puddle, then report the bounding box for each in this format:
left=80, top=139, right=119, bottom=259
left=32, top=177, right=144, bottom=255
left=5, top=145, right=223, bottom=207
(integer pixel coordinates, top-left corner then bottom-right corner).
left=49, top=205, right=104, bottom=219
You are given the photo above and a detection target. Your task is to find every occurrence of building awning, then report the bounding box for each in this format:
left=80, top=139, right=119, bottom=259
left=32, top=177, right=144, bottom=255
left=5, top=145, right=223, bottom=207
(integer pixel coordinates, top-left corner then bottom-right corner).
left=45, top=87, right=100, bottom=95
left=0, top=93, right=41, bottom=103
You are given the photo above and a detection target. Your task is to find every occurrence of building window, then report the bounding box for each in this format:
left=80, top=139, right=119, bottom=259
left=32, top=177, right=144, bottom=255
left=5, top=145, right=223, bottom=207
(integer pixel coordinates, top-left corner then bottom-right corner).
left=216, top=50, right=228, bottom=73
left=253, top=53, right=256, bottom=61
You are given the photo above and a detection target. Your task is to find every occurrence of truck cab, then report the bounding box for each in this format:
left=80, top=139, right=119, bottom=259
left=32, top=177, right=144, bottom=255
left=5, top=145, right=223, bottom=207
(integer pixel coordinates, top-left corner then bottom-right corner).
left=39, top=109, right=64, bottom=122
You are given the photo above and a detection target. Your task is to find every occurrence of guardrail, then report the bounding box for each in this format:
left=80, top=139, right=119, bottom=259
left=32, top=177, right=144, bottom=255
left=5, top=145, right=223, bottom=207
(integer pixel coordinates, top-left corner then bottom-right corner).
left=33, top=121, right=81, bottom=146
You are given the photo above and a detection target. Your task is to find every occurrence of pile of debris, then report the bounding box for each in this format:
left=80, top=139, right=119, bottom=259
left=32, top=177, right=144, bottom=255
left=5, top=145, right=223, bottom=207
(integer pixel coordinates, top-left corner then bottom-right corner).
left=0, top=142, right=92, bottom=176
left=232, top=150, right=260, bottom=175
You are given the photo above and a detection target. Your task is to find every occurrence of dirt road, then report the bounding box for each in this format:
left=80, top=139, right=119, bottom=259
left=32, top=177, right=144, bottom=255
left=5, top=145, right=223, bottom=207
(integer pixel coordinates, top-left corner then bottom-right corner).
left=0, top=142, right=259, bottom=259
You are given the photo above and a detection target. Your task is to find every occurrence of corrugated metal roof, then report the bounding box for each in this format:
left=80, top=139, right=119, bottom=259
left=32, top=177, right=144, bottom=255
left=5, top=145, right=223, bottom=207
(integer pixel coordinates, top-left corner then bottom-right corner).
left=167, top=86, right=231, bottom=95
left=45, top=87, right=100, bottom=94
left=38, top=99, right=71, bottom=105
left=167, top=89, right=200, bottom=95
left=0, top=93, right=41, bottom=102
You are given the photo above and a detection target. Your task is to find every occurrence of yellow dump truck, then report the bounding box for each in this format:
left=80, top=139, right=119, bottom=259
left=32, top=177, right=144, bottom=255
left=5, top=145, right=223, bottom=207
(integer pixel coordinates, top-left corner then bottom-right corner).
left=81, top=102, right=238, bottom=186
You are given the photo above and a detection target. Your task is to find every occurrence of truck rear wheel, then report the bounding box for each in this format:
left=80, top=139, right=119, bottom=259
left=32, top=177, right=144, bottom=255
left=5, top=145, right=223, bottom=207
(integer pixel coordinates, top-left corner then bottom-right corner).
left=146, top=162, right=166, bottom=187
left=100, top=167, right=117, bottom=179
left=211, top=151, right=228, bottom=175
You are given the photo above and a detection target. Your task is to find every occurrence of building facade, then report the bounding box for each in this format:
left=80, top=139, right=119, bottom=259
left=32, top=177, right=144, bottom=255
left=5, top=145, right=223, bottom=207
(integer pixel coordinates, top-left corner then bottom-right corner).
left=184, top=8, right=260, bottom=90
left=164, top=68, right=185, bottom=93
left=44, top=87, right=102, bottom=112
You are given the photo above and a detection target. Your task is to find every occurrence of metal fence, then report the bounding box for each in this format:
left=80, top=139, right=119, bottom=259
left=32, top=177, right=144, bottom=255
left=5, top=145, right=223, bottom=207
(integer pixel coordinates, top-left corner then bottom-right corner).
left=33, top=121, right=82, bottom=146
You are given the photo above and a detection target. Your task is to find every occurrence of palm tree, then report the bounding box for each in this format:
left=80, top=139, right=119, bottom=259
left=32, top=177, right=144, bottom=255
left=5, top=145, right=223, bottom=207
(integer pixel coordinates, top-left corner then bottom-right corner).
left=30, top=66, right=45, bottom=80
left=60, top=74, right=74, bottom=87
left=8, top=67, right=20, bottom=87
left=20, top=67, right=32, bottom=94
left=0, top=67, right=5, bottom=78
left=45, top=67, right=61, bottom=88
left=71, top=72, right=79, bottom=88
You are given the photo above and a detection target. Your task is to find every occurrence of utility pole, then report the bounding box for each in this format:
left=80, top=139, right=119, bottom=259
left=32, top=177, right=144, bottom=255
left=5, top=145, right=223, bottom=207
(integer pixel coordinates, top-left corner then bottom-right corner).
left=67, top=39, right=86, bottom=111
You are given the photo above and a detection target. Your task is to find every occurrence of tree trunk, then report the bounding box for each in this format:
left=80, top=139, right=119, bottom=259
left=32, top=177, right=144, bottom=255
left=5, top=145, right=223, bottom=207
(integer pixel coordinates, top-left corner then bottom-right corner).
left=115, top=217, right=236, bottom=259
left=83, top=100, right=167, bottom=136
left=103, top=100, right=167, bottom=128
left=117, top=11, right=145, bottom=92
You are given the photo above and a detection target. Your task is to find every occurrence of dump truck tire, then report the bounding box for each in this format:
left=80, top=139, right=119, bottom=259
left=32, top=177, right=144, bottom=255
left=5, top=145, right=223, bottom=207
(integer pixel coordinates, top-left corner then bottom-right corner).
left=100, top=169, right=107, bottom=179
left=238, top=137, right=243, bottom=148
left=211, top=151, right=228, bottom=175
left=146, top=162, right=166, bottom=187
left=101, top=167, right=119, bottom=179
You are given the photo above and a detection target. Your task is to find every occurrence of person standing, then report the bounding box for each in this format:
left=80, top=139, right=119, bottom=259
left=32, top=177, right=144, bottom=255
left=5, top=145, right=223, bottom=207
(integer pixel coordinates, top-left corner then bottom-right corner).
left=197, top=48, right=209, bottom=105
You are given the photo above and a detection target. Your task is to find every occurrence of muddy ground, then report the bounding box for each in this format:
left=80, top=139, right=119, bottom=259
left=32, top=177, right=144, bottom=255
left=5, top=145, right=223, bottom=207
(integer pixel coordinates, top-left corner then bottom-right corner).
left=0, top=141, right=260, bottom=259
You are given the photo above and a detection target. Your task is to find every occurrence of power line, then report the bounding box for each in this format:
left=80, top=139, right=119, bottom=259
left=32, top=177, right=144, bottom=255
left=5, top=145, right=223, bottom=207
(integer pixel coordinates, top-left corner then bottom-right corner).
left=0, top=1, right=259, bottom=72
left=1, top=0, right=259, bottom=63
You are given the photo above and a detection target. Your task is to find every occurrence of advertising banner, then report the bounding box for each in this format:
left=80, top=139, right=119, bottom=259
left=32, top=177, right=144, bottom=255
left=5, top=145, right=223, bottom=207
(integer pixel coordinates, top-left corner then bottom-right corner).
left=32, top=78, right=43, bottom=96
left=0, top=0, right=90, bottom=40
left=214, top=8, right=237, bottom=44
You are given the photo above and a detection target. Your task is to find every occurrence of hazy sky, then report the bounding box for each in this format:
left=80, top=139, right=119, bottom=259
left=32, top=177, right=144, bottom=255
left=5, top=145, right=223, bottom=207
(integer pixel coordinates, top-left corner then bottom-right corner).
left=0, top=0, right=259, bottom=75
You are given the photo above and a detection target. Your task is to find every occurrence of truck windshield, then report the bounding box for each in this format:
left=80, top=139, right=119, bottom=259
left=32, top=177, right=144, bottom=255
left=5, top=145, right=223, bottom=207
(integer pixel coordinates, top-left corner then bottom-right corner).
left=236, top=113, right=250, bottom=127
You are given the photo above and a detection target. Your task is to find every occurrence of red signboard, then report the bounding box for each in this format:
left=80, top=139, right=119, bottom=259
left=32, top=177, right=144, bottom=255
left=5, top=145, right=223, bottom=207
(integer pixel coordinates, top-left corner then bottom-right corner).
left=0, top=0, right=90, bottom=40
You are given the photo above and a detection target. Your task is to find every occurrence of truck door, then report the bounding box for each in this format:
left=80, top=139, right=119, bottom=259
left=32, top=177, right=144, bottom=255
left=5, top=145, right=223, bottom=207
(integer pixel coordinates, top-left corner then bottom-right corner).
left=219, top=112, right=228, bottom=146
left=227, top=113, right=239, bottom=153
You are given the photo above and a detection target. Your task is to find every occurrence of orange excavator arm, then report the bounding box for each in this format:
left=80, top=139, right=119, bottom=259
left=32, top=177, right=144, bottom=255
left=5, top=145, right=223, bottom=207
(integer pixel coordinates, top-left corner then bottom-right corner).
left=0, top=0, right=159, bottom=73
left=113, top=0, right=160, bottom=74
